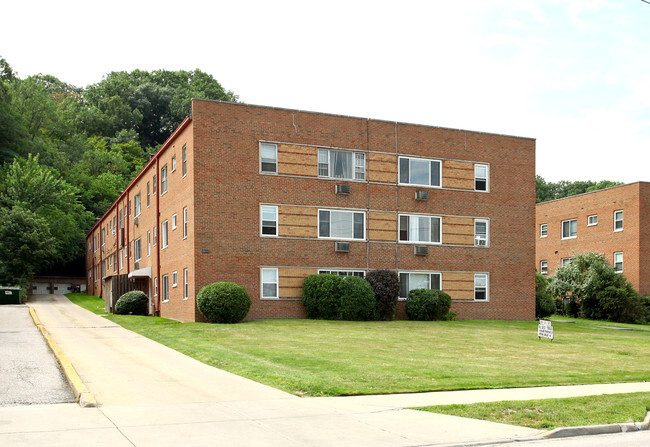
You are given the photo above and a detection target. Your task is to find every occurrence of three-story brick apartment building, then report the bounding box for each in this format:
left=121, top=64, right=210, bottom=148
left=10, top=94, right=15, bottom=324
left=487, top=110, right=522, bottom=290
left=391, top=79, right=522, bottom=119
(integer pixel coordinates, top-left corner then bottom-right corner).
left=536, top=182, right=649, bottom=296
left=86, top=99, right=536, bottom=322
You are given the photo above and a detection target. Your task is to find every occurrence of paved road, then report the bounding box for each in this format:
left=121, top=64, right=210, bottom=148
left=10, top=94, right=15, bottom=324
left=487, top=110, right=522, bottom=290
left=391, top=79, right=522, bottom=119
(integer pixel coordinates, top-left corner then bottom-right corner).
left=0, top=304, right=74, bottom=406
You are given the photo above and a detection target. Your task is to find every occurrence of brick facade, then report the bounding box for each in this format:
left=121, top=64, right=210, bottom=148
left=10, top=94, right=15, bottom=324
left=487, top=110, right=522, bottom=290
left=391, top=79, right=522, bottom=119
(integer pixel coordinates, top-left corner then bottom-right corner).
left=536, top=182, right=649, bottom=296
left=86, top=100, right=536, bottom=322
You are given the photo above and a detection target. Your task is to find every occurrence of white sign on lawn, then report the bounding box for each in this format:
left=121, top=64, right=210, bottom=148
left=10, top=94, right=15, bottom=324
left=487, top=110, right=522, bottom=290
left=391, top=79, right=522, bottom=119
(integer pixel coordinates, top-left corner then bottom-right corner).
left=538, top=319, right=554, bottom=341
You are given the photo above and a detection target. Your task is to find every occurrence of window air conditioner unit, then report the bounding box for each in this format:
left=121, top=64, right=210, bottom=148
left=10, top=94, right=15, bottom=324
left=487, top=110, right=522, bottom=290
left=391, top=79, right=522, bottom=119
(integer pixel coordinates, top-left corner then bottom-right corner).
left=335, top=242, right=350, bottom=253
left=134, top=217, right=139, bottom=226
left=415, top=190, right=429, bottom=201
left=335, top=184, right=351, bottom=195
left=414, top=245, right=429, bottom=256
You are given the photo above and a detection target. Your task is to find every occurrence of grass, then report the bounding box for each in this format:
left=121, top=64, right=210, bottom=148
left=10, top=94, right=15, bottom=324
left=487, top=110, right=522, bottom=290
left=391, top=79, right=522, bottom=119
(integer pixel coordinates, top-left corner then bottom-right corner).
left=66, top=294, right=650, bottom=397
left=416, top=392, right=650, bottom=429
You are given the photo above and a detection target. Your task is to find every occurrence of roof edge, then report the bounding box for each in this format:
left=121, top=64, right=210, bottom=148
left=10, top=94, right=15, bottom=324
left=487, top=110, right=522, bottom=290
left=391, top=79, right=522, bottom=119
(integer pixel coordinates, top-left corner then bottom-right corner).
left=536, top=181, right=648, bottom=206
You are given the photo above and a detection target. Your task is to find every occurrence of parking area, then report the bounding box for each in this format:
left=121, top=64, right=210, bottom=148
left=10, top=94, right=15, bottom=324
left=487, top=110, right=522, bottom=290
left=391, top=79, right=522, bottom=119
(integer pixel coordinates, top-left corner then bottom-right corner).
left=0, top=305, right=74, bottom=406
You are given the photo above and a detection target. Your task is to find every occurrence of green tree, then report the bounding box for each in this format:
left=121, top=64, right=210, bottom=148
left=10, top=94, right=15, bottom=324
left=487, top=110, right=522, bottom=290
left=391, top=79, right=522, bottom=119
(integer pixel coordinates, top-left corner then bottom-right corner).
left=536, top=177, right=623, bottom=203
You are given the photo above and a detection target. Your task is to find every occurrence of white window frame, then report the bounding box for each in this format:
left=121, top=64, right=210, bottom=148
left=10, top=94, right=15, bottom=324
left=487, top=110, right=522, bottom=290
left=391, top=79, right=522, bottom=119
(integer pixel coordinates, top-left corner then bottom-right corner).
left=261, top=267, right=279, bottom=299
left=183, top=268, right=189, bottom=300
left=161, top=220, right=168, bottom=249
left=119, top=249, right=123, bottom=270
left=182, top=145, right=187, bottom=177
left=474, top=273, right=489, bottom=301
left=260, top=205, right=278, bottom=237
left=171, top=155, right=177, bottom=172
left=153, top=227, right=157, bottom=246
left=474, top=219, right=489, bottom=247
left=561, top=257, right=573, bottom=267
left=317, top=148, right=365, bottom=181
left=540, top=260, right=548, bottom=275
left=134, top=238, right=141, bottom=261
left=172, top=214, right=177, bottom=230
left=162, top=275, right=169, bottom=302
left=561, top=219, right=577, bottom=240
left=147, top=231, right=151, bottom=256
left=134, top=193, right=141, bottom=217
left=614, top=210, right=623, bottom=232
left=614, top=252, right=623, bottom=273
left=160, top=165, right=168, bottom=195
left=154, top=277, right=158, bottom=296
left=474, top=164, right=489, bottom=192
left=587, top=215, right=598, bottom=226
left=398, top=156, right=442, bottom=188
left=146, top=182, right=150, bottom=208
left=172, top=271, right=178, bottom=287
left=260, top=142, right=278, bottom=174
left=183, top=207, right=188, bottom=239
left=398, top=271, right=442, bottom=300
left=318, top=269, right=365, bottom=277
left=318, top=209, right=366, bottom=241
left=540, top=224, right=548, bottom=238
left=398, top=214, right=442, bottom=245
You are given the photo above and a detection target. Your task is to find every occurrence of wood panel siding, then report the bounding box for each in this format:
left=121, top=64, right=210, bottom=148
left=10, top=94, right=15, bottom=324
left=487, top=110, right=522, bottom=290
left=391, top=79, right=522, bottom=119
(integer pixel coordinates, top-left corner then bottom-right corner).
left=443, top=272, right=475, bottom=301
left=442, top=160, right=474, bottom=190
left=442, top=216, right=474, bottom=246
left=277, top=144, right=318, bottom=177
left=278, top=267, right=317, bottom=298
left=368, top=152, right=397, bottom=183
left=278, top=206, right=318, bottom=238
left=368, top=211, right=397, bottom=242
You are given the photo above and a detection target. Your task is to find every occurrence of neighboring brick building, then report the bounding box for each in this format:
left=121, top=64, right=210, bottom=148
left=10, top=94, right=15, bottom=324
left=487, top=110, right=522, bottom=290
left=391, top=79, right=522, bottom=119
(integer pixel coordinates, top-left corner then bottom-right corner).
left=536, top=182, right=650, bottom=296
left=86, top=99, right=536, bottom=322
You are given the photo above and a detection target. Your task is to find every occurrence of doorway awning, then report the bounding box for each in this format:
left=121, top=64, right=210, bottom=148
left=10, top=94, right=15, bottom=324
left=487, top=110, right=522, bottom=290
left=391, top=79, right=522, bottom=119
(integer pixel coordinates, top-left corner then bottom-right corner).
left=128, top=266, right=152, bottom=279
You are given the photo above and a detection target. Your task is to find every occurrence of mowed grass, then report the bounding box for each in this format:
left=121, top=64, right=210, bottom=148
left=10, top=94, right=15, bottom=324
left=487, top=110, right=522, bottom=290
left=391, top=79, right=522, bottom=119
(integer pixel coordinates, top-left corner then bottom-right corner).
left=417, top=392, right=650, bottom=429
left=66, top=294, right=650, bottom=396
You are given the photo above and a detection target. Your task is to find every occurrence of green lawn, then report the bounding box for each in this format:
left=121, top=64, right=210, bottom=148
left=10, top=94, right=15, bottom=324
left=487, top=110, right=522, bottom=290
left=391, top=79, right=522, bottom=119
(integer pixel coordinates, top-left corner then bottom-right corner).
left=417, top=392, right=650, bottom=429
left=66, top=294, right=650, bottom=397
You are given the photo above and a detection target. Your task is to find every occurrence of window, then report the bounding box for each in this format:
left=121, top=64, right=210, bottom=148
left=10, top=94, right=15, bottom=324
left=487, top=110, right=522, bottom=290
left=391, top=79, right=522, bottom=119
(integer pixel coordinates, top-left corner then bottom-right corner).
left=183, top=207, right=188, bottom=238
left=562, top=219, right=577, bottom=239
left=614, top=252, right=623, bottom=273
left=119, top=209, right=124, bottom=229
left=474, top=219, right=489, bottom=246
left=318, top=270, right=365, bottom=277
left=182, top=145, right=187, bottom=177
left=588, top=215, right=598, bottom=226
left=153, top=175, right=157, bottom=195
left=261, top=206, right=278, bottom=236
left=540, top=260, right=548, bottom=274
left=171, top=155, right=176, bottom=172
left=474, top=164, right=489, bottom=191
left=147, top=231, right=151, bottom=256
left=261, top=268, right=278, bottom=299
left=399, top=214, right=441, bottom=244
left=113, top=254, right=117, bottom=272
left=94, top=236, right=97, bottom=251
left=172, top=271, right=178, bottom=287
left=119, top=249, right=123, bottom=270
left=183, top=268, right=189, bottom=300
left=260, top=143, right=278, bottom=174
left=561, top=257, right=573, bottom=267
left=161, top=220, right=168, bottom=249
left=160, top=165, right=168, bottom=195
left=399, top=156, right=441, bottom=187
left=162, top=275, right=169, bottom=302
left=101, top=228, right=105, bottom=246
left=134, top=193, right=141, bottom=217
left=134, top=238, right=141, bottom=261
left=317, top=149, right=365, bottom=180
left=154, top=277, right=158, bottom=296
left=318, top=209, right=365, bottom=240
left=153, top=227, right=157, bottom=246
left=399, top=272, right=441, bottom=299
left=172, top=214, right=177, bottom=230
left=474, top=274, right=488, bottom=301
left=614, top=210, right=623, bottom=231
left=540, top=224, right=548, bottom=238
left=146, top=182, right=150, bottom=207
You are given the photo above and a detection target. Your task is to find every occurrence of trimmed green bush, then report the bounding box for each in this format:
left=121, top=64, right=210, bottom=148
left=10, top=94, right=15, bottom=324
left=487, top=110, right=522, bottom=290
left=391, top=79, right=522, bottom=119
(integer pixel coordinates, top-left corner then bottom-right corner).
left=536, top=273, right=556, bottom=318
left=197, top=282, right=251, bottom=323
left=340, top=276, right=377, bottom=321
left=405, top=289, right=452, bottom=321
left=115, top=290, right=148, bottom=315
left=365, top=269, right=400, bottom=321
left=302, top=274, right=343, bottom=319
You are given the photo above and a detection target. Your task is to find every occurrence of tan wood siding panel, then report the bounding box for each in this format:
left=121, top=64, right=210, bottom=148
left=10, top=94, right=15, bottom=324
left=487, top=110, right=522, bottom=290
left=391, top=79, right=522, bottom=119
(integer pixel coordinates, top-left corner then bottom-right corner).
left=443, top=271, right=475, bottom=301
left=368, top=211, right=397, bottom=241
left=278, top=206, right=318, bottom=238
left=443, top=160, right=474, bottom=190
left=443, top=272, right=475, bottom=282
left=368, top=153, right=397, bottom=183
left=443, top=177, right=475, bottom=190
left=443, top=217, right=474, bottom=246
left=446, top=290, right=475, bottom=301
left=369, top=230, right=396, bottom=241
left=279, top=267, right=317, bottom=298
left=443, top=234, right=474, bottom=245
left=277, top=144, right=318, bottom=177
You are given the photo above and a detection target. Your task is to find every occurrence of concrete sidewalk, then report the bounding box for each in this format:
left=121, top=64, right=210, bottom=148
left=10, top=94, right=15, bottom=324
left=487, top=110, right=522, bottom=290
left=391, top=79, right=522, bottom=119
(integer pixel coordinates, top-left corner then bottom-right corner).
left=1, top=294, right=647, bottom=447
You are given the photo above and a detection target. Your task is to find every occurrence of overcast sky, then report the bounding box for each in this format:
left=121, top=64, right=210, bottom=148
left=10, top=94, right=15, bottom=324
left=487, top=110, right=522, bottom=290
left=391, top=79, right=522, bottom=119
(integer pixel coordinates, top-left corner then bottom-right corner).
left=2, top=0, right=649, bottom=183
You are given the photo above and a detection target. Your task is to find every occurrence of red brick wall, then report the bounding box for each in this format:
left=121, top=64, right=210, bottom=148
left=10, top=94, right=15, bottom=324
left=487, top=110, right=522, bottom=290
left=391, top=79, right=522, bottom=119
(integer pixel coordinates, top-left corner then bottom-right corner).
left=536, top=182, right=648, bottom=296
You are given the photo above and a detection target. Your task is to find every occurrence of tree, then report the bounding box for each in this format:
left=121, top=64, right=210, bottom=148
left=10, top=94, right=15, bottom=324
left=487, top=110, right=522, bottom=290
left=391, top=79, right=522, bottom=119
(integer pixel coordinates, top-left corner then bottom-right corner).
left=536, top=176, right=623, bottom=203
left=535, top=272, right=556, bottom=318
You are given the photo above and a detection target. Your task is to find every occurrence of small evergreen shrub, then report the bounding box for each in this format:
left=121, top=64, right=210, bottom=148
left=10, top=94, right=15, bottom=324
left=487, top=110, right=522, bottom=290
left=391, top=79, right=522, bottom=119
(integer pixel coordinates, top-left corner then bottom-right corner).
left=339, top=276, right=377, bottom=321
left=599, top=285, right=647, bottom=324
left=115, top=290, right=148, bottom=315
left=196, top=282, right=251, bottom=323
left=302, top=274, right=343, bottom=319
left=405, top=289, right=452, bottom=321
left=566, top=297, right=580, bottom=318
left=365, top=269, right=400, bottom=321
left=554, top=297, right=564, bottom=315
left=535, top=273, right=556, bottom=319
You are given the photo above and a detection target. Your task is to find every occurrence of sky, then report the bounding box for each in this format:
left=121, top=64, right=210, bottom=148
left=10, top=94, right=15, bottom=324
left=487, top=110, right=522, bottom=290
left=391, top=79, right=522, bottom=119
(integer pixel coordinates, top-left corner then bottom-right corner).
left=2, top=0, right=649, bottom=183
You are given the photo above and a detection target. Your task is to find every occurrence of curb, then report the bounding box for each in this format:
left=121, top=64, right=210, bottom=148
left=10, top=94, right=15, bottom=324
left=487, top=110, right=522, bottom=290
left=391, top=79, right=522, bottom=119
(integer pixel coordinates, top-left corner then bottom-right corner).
left=543, top=410, right=650, bottom=439
left=28, top=305, right=97, bottom=407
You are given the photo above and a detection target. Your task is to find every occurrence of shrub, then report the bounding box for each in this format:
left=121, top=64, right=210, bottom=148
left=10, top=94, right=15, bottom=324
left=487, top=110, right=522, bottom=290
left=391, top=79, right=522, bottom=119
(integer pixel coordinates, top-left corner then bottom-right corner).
left=405, top=289, right=452, bottom=321
left=302, top=274, right=343, bottom=320
left=554, top=297, right=564, bottom=315
left=535, top=273, right=556, bottom=319
left=115, top=290, right=148, bottom=315
left=365, top=269, right=400, bottom=320
left=566, top=297, right=580, bottom=318
left=196, top=282, right=251, bottom=323
left=599, top=285, right=647, bottom=324
left=340, top=276, right=377, bottom=321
